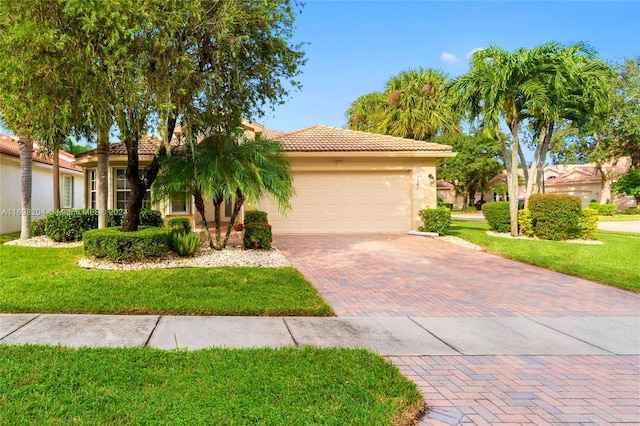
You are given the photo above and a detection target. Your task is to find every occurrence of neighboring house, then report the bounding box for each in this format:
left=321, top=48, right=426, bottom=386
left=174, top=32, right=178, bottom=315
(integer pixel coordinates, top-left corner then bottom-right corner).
left=438, top=159, right=636, bottom=211
left=0, top=134, right=84, bottom=234
left=75, top=122, right=455, bottom=234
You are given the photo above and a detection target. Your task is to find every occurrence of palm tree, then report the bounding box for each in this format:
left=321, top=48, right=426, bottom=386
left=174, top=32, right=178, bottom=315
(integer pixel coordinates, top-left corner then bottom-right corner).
left=346, top=68, right=459, bottom=140
left=154, top=128, right=294, bottom=250
left=381, top=68, right=459, bottom=140
left=346, top=92, right=386, bottom=132
left=18, top=135, right=33, bottom=239
left=447, top=45, right=551, bottom=235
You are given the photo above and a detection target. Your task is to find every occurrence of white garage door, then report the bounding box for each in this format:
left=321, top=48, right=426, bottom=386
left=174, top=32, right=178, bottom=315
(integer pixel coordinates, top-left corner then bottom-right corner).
left=256, top=171, right=412, bottom=234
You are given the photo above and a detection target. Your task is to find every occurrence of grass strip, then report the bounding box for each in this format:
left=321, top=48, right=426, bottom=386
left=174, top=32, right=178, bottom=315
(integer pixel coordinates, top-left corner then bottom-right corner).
left=0, top=345, right=424, bottom=425
left=448, top=220, right=640, bottom=292
left=0, top=234, right=333, bottom=316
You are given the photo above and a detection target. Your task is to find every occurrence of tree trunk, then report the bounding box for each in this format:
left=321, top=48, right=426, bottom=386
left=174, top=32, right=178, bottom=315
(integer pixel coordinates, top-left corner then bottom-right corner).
left=121, top=142, right=145, bottom=232
left=213, top=196, right=223, bottom=250
left=223, top=189, right=245, bottom=248
left=97, top=129, right=110, bottom=228
left=52, top=149, right=60, bottom=211
left=194, top=190, right=214, bottom=249
left=524, top=127, right=546, bottom=209
left=18, top=136, right=33, bottom=240
left=507, top=121, right=520, bottom=237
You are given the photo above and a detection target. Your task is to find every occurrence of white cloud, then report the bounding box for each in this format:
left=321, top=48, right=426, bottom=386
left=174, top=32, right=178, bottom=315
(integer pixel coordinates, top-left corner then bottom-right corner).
left=440, top=52, right=458, bottom=64
left=466, top=47, right=484, bottom=59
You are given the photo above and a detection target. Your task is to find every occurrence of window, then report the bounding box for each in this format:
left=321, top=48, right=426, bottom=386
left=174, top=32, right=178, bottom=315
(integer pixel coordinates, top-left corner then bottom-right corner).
left=62, top=176, right=74, bottom=208
left=115, top=169, right=150, bottom=210
left=225, top=197, right=233, bottom=217
left=89, top=170, right=97, bottom=209
left=171, top=192, right=189, bottom=214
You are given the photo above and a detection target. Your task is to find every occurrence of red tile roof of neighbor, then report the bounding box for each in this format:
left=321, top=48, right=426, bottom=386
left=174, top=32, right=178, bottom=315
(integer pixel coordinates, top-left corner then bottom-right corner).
left=75, top=135, right=163, bottom=158
left=0, top=134, right=83, bottom=172
left=268, top=125, right=453, bottom=152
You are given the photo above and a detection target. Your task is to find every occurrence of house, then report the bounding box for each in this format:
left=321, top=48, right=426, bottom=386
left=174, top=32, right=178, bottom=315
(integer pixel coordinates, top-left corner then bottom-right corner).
left=438, top=159, right=636, bottom=211
left=0, top=134, right=85, bottom=234
left=75, top=122, right=455, bottom=234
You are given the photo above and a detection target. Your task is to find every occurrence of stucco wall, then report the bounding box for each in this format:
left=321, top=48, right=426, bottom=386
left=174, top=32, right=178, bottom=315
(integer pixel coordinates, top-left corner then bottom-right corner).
left=0, top=155, right=84, bottom=234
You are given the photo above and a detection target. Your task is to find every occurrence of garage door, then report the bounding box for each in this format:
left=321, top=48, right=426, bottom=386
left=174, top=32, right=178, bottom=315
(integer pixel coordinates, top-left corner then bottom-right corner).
left=256, top=171, right=412, bottom=234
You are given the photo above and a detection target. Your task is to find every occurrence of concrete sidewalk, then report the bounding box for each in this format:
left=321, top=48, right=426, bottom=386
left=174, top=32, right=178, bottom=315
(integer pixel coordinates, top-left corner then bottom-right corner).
left=1, top=314, right=638, bottom=356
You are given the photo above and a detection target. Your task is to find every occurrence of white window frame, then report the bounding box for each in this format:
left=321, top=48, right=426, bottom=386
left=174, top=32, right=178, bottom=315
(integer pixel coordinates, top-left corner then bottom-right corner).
left=170, top=191, right=189, bottom=214
left=115, top=168, right=150, bottom=210
left=89, top=170, right=97, bottom=209
left=62, top=175, right=74, bottom=209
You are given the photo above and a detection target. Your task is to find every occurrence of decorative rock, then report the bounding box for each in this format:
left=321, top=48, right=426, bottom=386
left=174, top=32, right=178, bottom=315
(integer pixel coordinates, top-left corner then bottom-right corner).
left=3, top=236, right=83, bottom=248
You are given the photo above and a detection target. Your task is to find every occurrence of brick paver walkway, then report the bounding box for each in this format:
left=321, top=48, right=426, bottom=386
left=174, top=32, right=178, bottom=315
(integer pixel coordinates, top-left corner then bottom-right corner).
left=276, top=234, right=639, bottom=317
left=275, top=234, right=640, bottom=425
left=391, top=355, right=640, bottom=425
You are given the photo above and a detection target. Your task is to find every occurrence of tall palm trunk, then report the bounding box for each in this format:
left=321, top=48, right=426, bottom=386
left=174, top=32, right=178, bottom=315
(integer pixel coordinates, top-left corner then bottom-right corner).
left=503, top=117, right=520, bottom=237
left=97, top=128, right=110, bottom=228
left=52, top=148, right=60, bottom=211
left=18, top=136, right=33, bottom=240
left=213, top=196, right=223, bottom=250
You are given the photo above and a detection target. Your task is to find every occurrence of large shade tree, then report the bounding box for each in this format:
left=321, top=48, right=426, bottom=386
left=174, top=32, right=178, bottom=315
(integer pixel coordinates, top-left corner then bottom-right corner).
left=346, top=68, right=459, bottom=140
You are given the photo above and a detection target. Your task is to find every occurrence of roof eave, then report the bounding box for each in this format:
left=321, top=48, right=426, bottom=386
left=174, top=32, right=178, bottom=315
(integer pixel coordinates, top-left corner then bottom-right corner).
left=285, top=150, right=456, bottom=158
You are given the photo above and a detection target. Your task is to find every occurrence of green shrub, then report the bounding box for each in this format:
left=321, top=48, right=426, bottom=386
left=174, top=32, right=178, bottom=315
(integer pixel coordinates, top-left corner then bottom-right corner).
left=243, top=223, right=272, bottom=250
left=624, top=207, right=639, bottom=215
left=170, top=232, right=201, bottom=256
left=481, top=202, right=511, bottom=233
left=167, top=217, right=191, bottom=234
left=436, top=196, right=445, bottom=208
left=588, top=202, right=617, bottom=216
left=580, top=208, right=599, bottom=240
left=517, top=209, right=534, bottom=237
left=418, top=207, right=451, bottom=234
left=529, top=194, right=582, bottom=241
left=140, top=209, right=164, bottom=227
left=46, top=210, right=97, bottom=242
left=30, top=219, right=46, bottom=237
left=463, top=205, right=478, bottom=213
left=244, top=210, right=268, bottom=225
left=83, top=227, right=168, bottom=262
left=107, top=209, right=126, bottom=227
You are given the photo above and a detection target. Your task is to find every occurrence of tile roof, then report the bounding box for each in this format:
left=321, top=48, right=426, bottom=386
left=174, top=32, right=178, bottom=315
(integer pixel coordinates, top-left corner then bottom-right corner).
left=267, top=125, right=453, bottom=152
left=0, top=134, right=82, bottom=172
left=76, top=135, right=163, bottom=158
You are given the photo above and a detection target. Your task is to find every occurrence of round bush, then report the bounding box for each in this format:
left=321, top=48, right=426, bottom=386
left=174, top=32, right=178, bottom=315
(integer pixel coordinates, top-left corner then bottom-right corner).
left=529, top=194, right=582, bottom=241
left=83, top=227, right=169, bottom=262
left=243, top=223, right=272, bottom=250
left=418, top=207, right=451, bottom=234
left=167, top=217, right=191, bottom=234
left=244, top=210, right=268, bottom=225
left=481, top=202, right=511, bottom=233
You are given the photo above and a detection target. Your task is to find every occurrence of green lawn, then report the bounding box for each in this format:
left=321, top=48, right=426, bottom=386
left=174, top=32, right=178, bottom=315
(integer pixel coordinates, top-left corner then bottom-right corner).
left=0, top=345, right=424, bottom=425
left=449, top=221, right=640, bottom=292
left=597, top=214, right=640, bottom=222
left=0, top=233, right=332, bottom=316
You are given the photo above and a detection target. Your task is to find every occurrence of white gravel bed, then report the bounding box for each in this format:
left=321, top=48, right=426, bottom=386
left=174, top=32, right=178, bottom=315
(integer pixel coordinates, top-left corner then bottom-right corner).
left=78, top=246, right=291, bottom=270
left=3, top=236, right=83, bottom=248
left=486, top=230, right=603, bottom=244
left=435, top=235, right=483, bottom=251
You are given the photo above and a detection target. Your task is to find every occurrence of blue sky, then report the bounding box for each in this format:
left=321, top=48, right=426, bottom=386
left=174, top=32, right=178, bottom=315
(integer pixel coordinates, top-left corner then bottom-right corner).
left=259, top=0, right=640, bottom=132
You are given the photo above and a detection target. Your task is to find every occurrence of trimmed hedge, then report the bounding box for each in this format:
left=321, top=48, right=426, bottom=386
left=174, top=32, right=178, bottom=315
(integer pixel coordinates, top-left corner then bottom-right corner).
left=83, top=227, right=169, bottom=262
left=624, top=207, right=639, bottom=215
left=31, top=219, right=46, bottom=237
left=44, top=209, right=159, bottom=242
left=529, top=194, right=582, bottom=241
left=243, top=223, right=272, bottom=250
left=517, top=209, right=534, bottom=237
left=587, top=202, right=617, bottom=216
left=244, top=210, right=268, bottom=225
left=46, top=210, right=97, bottom=242
left=481, top=202, right=511, bottom=233
left=580, top=208, right=599, bottom=240
left=418, top=207, right=451, bottom=234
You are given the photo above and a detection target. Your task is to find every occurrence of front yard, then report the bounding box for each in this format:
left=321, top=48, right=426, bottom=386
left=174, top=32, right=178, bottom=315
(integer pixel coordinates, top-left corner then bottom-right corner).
left=449, top=220, right=640, bottom=292
left=0, top=233, right=332, bottom=316
left=0, top=345, right=424, bottom=425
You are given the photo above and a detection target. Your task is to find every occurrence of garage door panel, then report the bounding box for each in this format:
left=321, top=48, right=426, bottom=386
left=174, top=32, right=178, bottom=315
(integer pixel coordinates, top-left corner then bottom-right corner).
left=258, top=171, right=411, bottom=234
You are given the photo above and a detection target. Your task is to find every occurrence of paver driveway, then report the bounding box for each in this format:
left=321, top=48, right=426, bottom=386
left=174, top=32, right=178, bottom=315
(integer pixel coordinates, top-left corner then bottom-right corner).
left=276, top=234, right=640, bottom=425
left=276, top=234, right=638, bottom=317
